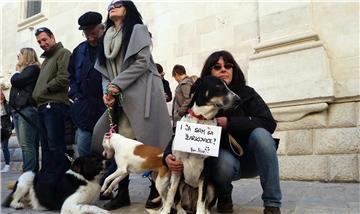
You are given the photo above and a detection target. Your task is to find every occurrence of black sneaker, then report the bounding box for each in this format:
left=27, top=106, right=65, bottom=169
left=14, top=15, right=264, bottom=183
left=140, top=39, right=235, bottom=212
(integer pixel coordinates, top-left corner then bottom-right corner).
left=217, top=195, right=233, bottom=213
left=264, top=206, right=281, bottom=214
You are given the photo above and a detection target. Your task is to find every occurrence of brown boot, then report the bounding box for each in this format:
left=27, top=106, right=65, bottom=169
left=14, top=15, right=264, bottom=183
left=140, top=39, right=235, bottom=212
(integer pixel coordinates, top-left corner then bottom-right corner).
left=217, top=195, right=233, bottom=213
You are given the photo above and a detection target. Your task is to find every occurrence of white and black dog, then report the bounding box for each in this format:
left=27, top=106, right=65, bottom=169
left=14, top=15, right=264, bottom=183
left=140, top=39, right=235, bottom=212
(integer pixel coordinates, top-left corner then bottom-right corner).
left=160, top=75, right=240, bottom=214
left=2, top=155, right=109, bottom=214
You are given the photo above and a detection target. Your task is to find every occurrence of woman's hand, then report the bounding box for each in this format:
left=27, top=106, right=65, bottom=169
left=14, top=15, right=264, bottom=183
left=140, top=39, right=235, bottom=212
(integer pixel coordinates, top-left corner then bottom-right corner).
left=216, top=116, right=228, bottom=129
left=15, top=64, right=21, bottom=72
left=103, top=94, right=115, bottom=109
left=107, top=84, right=120, bottom=95
left=165, top=154, right=183, bottom=172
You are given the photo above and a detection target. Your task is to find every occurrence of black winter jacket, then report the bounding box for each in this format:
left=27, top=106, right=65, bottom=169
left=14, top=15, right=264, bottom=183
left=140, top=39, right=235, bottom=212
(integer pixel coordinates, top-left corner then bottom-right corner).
left=1, top=101, right=13, bottom=140
left=163, top=85, right=276, bottom=161
left=9, top=65, right=40, bottom=110
left=218, top=85, right=276, bottom=150
left=68, top=41, right=105, bottom=131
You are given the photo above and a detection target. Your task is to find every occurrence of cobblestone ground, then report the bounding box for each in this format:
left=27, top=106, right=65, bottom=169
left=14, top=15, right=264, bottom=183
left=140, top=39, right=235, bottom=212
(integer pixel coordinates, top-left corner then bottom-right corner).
left=1, top=170, right=359, bottom=214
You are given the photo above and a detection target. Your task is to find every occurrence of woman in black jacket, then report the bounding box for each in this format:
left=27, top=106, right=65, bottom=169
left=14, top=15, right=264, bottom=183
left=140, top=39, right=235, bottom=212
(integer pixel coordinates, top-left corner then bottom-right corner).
left=9, top=48, right=40, bottom=172
left=201, top=51, right=281, bottom=214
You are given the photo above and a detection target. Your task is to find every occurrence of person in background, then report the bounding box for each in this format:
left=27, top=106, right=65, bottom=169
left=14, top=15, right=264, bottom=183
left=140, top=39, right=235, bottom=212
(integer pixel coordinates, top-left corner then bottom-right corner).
left=1, top=89, right=13, bottom=173
left=9, top=48, right=41, bottom=172
left=68, top=11, right=106, bottom=157
left=171, top=64, right=193, bottom=130
left=32, top=27, right=72, bottom=173
left=156, top=63, right=172, bottom=102
left=189, top=74, right=199, bottom=83
left=91, top=0, right=173, bottom=210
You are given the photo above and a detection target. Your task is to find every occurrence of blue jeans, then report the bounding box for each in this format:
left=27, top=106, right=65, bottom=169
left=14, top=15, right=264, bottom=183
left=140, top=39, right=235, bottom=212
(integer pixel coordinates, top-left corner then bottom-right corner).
left=75, top=128, right=92, bottom=157
left=1, top=137, right=10, bottom=165
left=208, top=128, right=282, bottom=208
left=38, top=103, right=69, bottom=173
left=13, top=106, right=40, bottom=172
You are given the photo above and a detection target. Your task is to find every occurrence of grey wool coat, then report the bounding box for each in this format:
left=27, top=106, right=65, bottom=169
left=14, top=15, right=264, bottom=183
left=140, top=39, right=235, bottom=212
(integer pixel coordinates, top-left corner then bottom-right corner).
left=91, top=24, right=173, bottom=153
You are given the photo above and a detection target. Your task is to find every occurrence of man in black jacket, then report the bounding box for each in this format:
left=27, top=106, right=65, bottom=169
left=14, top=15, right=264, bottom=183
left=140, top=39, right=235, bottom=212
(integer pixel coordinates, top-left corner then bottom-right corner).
left=68, top=11, right=106, bottom=157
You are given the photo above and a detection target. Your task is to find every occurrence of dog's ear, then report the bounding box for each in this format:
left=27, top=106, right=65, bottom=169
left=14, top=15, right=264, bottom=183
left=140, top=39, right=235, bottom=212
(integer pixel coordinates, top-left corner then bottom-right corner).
left=190, top=78, right=202, bottom=96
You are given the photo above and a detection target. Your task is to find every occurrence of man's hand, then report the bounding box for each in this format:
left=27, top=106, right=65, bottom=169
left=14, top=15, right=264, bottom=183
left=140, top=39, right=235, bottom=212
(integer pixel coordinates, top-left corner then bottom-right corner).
left=216, top=116, right=228, bottom=129
left=165, top=154, right=183, bottom=172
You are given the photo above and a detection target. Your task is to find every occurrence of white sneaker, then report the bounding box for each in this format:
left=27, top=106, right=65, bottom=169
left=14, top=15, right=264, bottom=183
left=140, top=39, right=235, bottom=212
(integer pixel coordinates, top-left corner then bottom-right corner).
left=1, top=165, right=10, bottom=172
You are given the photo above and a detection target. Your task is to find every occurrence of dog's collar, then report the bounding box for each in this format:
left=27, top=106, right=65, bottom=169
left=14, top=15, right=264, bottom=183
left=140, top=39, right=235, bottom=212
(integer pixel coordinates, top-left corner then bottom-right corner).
left=187, top=109, right=206, bottom=120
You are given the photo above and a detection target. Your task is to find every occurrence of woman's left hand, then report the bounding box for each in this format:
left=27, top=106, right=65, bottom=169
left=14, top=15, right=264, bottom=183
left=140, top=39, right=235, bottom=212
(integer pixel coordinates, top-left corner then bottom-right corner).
left=216, top=116, right=228, bottom=129
left=107, top=84, right=120, bottom=95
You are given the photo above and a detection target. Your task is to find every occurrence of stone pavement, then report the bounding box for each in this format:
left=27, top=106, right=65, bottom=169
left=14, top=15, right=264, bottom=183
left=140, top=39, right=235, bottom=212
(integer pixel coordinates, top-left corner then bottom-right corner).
left=1, top=169, right=359, bottom=214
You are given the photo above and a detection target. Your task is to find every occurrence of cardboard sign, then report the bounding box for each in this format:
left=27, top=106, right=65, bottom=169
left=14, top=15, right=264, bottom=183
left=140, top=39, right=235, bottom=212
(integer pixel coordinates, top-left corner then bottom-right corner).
left=173, top=121, right=222, bottom=157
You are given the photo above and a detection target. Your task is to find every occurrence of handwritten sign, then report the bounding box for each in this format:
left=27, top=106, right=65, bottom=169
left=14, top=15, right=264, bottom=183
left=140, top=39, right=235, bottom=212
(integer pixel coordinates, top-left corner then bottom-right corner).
left=173, top=121, right=222, bottom=157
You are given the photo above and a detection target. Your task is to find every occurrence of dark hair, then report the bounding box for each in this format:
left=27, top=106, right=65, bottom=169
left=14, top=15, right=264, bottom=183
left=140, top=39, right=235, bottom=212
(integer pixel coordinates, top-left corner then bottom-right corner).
left=98, top=0, right=143, bottom=65
left=156, top=63, right=163, bottom=74
left=172, top=64, right=186, bottom=77
left=34, top=27, right=54, bottom=37
left=200, top=50, right=246, bottom=90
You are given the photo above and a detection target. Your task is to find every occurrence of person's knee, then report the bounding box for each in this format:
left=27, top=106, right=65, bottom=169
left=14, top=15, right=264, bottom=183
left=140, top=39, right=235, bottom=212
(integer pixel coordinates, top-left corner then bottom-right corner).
left=209, top=150, right=238, bottom=183
left=249, top=128, right=276, bottom=153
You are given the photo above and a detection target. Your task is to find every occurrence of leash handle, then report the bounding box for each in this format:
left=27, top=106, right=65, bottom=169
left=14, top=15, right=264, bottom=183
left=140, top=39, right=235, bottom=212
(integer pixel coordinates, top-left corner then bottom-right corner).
left=228, top=134, right=244, bottom=157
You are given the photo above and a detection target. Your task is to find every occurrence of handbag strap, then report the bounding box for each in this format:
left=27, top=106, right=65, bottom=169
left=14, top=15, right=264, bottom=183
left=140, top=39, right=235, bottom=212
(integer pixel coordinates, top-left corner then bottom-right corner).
left=8, top=104, right=38, bottom=129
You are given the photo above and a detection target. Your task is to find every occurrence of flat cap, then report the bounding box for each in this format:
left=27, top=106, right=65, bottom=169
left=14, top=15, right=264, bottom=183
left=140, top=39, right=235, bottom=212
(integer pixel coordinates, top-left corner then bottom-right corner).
left=78, top=11, right=102, bottom=30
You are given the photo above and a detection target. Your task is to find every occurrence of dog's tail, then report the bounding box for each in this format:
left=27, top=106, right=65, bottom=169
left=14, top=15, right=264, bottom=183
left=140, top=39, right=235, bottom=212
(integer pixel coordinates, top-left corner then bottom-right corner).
left=1, top=181, right=18, bottom=207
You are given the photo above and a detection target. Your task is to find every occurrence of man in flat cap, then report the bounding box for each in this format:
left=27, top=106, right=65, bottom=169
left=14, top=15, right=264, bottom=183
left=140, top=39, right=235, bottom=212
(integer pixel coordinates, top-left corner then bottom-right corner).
left=68, top=11, right=106, bottom=157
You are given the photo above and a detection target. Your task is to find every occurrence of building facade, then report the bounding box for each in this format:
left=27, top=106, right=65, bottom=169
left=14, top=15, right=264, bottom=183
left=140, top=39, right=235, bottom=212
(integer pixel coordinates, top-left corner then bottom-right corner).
left=1, top=0, right=359, bottom=182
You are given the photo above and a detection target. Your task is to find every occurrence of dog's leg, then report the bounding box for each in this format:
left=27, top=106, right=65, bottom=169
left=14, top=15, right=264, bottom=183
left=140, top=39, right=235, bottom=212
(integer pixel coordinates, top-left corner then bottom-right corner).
left=101, top=168, right=127, bottom=195
left=175, top=201, right=187, bottom=214
left=154, top=171, right=170, bottom=207
left=61, top=192, right=110, bottom=214
left=196, top=179, right=207, bottom=214
left=103, top=173, right=128, bottom=196
left=159, top=172, right=181, bottom=214
left=9, top=171, right=35, bottom=209
left=29, top=186, right=47, bottom=211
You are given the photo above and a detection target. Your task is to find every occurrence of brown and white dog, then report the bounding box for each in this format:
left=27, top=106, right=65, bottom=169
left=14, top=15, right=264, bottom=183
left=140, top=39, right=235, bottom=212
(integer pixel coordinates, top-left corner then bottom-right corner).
left=101, top=133, right=171, bottom=206
left=160, top=76, right=239, bottom=214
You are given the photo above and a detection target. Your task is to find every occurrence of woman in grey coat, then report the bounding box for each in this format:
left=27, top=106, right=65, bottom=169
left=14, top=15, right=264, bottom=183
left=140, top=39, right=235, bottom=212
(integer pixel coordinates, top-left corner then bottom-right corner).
left=91, top=0, right=173, bottom=210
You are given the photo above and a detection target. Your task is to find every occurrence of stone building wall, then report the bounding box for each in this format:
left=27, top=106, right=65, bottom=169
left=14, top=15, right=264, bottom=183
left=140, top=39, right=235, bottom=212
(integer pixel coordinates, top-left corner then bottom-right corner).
left=1, top=1, right=358, bottom=182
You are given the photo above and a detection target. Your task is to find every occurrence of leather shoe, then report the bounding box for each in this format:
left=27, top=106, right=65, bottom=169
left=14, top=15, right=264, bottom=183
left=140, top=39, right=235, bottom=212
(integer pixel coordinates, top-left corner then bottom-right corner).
left=217, top=195, right=233, bottom=213
left=264, top=206, right=281, bottom=214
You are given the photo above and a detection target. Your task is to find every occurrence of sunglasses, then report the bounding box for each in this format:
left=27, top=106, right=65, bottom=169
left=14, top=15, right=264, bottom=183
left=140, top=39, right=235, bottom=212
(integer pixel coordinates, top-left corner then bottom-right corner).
left=35, top=27, right=52, bottom=36
left=108, top=1, right=123, bottom=11
left=212, top=63, right=234, bottom=71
